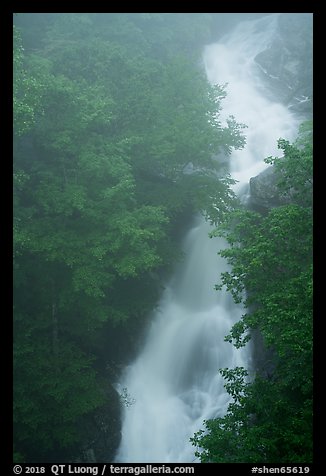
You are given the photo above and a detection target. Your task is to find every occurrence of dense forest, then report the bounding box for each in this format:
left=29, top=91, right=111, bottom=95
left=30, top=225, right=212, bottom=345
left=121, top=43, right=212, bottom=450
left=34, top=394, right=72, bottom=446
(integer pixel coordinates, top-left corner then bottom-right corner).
left=13, top=13, right=312, bottom=464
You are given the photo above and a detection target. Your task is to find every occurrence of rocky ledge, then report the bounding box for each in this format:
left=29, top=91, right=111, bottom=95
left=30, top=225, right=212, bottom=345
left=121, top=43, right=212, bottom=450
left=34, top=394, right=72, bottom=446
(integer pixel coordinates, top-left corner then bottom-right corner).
left=254, top=13, right=312, bottom=117
left=248, top=166, right=292, bottom=212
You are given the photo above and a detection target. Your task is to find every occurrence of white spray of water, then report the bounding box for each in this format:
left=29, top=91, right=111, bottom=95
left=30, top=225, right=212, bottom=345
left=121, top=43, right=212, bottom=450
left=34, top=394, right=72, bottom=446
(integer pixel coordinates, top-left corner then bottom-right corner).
left=204, top=14, right=299, bottom=193
left=115, top=14, right=299, bottom=463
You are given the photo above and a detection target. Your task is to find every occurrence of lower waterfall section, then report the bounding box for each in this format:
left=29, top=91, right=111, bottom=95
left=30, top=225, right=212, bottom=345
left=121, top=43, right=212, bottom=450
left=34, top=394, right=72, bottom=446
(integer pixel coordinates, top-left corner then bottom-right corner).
left=115, top=217, right=250, bottom=463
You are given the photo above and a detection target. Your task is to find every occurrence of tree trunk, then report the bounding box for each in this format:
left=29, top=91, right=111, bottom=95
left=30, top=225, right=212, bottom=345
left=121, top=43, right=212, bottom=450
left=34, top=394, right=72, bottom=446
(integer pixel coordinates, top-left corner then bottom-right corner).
left=51, top=281, right=59, bottom=355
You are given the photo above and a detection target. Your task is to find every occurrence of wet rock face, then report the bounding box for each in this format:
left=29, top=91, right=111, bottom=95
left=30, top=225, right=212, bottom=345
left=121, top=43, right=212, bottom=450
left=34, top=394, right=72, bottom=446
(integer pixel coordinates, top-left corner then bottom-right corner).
left=248, top=14, right=312, bottom=213
left=248, top=166, right=291, bottom=212
left=254, top=13, right=312, bottom=116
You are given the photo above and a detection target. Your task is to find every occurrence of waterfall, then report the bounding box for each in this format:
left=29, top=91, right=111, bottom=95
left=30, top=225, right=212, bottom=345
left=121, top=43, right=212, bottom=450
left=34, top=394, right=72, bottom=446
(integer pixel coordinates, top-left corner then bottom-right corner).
left=204, top=14, right=299, bottom=194
left=115, top=14, right=299, bottom=463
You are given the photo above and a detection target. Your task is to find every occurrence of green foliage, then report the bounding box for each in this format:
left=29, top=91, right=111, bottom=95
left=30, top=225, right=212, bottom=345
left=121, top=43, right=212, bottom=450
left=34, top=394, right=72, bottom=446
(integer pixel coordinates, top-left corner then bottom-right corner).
left=264, top=120, right=312, bottom=207
left=14, top=337, right=106, bottom=455
left=13, top=13, right=247, bottom=461
left=192, top=375, right=312, bottom=463
left=194, top=127, right=313, bottom=463
left=13, top=26, right=44, bottom=136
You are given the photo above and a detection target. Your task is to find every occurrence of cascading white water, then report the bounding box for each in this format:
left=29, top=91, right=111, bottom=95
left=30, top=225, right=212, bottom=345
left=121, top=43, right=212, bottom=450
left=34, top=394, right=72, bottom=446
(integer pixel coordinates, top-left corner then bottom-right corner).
left=204, top=14, right=299, bottom=194
left=115, top=219, right=247, bottom=463
left=115, top=14, right=299, bottom=463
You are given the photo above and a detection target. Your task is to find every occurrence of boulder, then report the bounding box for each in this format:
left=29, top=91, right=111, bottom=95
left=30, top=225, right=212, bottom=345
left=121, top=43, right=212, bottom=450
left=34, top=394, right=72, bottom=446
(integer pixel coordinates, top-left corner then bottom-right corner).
left=248, top=166, right=291, bottom=211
